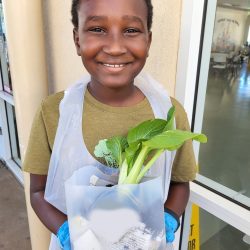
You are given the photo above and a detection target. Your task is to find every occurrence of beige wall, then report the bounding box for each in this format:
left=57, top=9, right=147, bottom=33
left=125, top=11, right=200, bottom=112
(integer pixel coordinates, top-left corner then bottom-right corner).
left=44, top=0, right=182, bottom=96
left=43, top=0, right=84, bottom=93
left=145, top=0, right=182, bottom=96
left=4, top=0, right=182, bottom=249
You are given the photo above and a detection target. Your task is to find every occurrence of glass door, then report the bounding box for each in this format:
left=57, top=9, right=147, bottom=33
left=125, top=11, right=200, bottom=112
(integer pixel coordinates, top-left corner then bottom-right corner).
left=194, top=0, right=250, bottom=209
left=191, top=0, right=250, bottom=249
left=176, top=0, right=250, bottom=249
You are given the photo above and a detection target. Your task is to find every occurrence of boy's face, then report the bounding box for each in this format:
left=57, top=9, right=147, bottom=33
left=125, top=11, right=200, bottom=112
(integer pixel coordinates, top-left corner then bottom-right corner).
left=73, top=0, right=152, bottom=89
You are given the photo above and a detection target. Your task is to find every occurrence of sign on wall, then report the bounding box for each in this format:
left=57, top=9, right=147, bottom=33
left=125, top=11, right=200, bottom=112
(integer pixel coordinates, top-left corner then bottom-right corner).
left=212, top=7, right=248, bottom=52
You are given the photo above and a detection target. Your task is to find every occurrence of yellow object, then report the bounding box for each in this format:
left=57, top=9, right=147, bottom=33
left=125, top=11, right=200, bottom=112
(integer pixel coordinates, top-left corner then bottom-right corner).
left=188, top=204, right=200, bottom=250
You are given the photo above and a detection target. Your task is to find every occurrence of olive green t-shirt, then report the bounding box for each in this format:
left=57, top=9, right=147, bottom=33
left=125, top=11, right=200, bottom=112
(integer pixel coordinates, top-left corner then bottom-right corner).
left=23, top=89, right=197, bottom=182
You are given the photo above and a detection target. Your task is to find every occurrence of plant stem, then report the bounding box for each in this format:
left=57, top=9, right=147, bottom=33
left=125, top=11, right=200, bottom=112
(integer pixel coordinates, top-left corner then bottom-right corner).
left=135, top=149, right=164, bottom=183
left=118, top=158, right=128, bottom=184
left=122, top=145, right=150, bottom=184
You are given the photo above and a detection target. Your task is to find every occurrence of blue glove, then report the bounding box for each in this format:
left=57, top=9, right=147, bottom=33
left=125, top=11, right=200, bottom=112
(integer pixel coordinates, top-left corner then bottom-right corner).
left=164, top=208, right=180, bottom=243
left=57, top=221, right=71, bottom=250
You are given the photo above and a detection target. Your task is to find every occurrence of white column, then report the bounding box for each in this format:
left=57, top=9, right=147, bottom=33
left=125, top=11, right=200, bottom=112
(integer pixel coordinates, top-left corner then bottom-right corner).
left=3, top=0, right=50, bottom=249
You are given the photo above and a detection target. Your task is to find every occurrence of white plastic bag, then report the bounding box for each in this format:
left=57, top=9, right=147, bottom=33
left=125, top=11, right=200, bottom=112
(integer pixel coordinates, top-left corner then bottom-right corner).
left=65, top=166, right=168, bottom=250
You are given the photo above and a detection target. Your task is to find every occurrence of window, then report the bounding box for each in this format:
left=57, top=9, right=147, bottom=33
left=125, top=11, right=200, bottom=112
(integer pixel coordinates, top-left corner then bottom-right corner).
left=5, top=102, right=21, bottom=165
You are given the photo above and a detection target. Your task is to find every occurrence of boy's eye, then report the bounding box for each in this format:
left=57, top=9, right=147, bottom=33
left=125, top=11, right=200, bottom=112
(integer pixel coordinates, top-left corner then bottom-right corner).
left=89, top=27, right=105, bottom=33
left=125, top=28, right=140, bottom=34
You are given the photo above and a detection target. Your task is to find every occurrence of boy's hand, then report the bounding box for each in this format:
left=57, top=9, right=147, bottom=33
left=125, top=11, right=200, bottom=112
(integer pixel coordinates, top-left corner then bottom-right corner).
left=57, top=220, right=71, bottom=250
left=164, top=209, right=180, bottom=243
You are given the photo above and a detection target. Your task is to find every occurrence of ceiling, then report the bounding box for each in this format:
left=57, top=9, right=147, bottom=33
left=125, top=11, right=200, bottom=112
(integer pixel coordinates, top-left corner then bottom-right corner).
left=217, top=0, right=250, bottom=11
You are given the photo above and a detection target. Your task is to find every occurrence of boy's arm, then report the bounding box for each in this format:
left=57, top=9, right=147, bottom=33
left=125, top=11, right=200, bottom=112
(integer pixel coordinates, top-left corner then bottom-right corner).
left=164, top=181, right=190, bottom=217
left=163, top=181, right=190, bottom=242
left=30, top=174, right=67, bottom=235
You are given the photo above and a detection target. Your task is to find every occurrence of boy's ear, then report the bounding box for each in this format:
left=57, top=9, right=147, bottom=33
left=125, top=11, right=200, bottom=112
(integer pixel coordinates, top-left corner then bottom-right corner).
left=148, top=31, right=152, bottom=46
left=147, top=31, right=152, bottom=56
left=73, top=28, right=81, bottom=56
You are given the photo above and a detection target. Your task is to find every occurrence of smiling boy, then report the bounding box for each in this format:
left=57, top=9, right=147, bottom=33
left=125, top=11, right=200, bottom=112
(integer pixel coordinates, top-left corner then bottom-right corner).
left=75, top=0, right=151, bottom=107
left=23, top=0, right=196, bottom=249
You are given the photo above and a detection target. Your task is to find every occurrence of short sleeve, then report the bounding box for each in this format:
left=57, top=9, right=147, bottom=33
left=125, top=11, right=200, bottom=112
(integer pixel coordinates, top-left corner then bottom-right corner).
left=170, top=98, right=197, bottom=182
left=22, top=103, right=51, bottom=175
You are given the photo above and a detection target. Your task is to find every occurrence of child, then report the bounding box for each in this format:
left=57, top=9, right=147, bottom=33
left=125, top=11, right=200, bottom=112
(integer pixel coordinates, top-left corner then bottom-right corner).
left=23, top=0, right=196, bottom=249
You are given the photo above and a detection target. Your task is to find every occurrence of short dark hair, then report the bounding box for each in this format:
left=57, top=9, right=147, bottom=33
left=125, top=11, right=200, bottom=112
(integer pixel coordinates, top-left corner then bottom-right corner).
left=71, top=0, right=153, bottom=31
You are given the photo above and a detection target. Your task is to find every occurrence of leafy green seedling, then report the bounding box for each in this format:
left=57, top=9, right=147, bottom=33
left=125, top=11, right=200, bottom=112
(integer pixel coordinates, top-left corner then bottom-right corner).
left=94, top=106, right=207, bottom=184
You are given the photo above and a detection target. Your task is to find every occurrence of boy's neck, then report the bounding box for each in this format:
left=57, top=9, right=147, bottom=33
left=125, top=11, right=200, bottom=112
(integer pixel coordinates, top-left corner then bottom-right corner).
left=87, top=82, right=145, bottom=107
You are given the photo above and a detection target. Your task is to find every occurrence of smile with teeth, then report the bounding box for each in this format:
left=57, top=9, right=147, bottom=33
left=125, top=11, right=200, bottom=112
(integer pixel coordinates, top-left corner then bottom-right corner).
left=103, top=63, right=126, bottom=68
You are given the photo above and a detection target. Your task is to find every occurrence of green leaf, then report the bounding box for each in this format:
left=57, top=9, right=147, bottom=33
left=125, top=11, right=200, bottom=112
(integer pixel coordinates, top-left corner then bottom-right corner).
left=143, top=130, right=207, bottom=150
left=106, top=136, right=128, bottom=166
left=94, top=139, right=118, bottom=167
left=94, top=139, right=109, bottom=157
left=164, top=106, right=175, bottom=131
left=127, top=119, right=167, bottom=146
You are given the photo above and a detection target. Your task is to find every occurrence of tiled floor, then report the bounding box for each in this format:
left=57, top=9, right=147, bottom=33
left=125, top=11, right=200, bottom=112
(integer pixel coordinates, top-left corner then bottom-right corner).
left=0, top=163, right=31, bottom=250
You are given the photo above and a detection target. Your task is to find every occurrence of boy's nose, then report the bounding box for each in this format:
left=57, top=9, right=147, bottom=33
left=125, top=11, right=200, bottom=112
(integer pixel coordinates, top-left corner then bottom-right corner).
left=103, top=33, right=127, bottom=56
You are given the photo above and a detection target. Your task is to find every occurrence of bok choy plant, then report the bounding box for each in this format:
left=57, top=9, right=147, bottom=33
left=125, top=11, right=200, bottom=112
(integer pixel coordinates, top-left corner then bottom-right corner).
left=94, top=106, right=207, bottom=185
